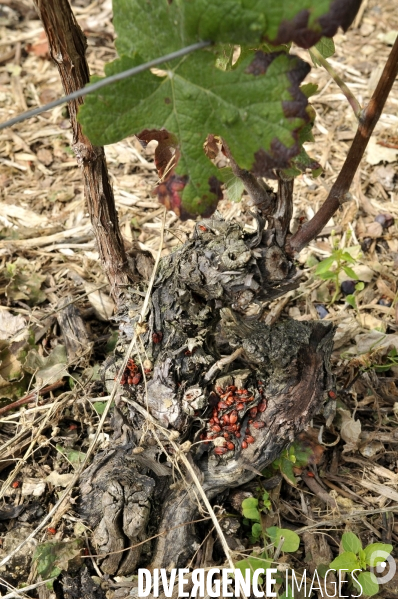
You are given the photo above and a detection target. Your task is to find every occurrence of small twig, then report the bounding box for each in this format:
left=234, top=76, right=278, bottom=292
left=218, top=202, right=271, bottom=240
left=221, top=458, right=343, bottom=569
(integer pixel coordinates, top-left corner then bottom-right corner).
left=310, top=47, right=362, bottom=118
left=272, top=536, right=285, bottom=562
left=289, top=35, right=398, bottom=254
left=222, top=139, right=275, bottom=213
left=0, top=578, right=54, bottom=599
left=0, top=379, right=65, bottom=416
left=204, top=347, right=244, bottom=382
left=296, top=504, right=398, bottom=535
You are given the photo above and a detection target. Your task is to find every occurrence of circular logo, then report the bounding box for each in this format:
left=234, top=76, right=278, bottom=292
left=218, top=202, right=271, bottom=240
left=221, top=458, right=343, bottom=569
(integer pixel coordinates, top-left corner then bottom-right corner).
left=368, top=550, right=396, bottom=585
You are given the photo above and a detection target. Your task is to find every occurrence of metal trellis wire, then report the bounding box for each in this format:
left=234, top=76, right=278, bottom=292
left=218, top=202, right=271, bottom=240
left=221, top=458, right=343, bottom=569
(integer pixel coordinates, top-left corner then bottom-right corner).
left=0, top=40, right=211, bottom=132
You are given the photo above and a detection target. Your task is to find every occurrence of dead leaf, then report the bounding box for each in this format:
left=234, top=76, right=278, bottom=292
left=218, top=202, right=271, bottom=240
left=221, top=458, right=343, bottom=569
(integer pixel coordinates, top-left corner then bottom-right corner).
left=24, top=345, right=68, bottom=385
left=0, top=310, right=25, bottom=340
left=26, top=31, right=49, bottom=58
left=372, top=165, right=396, bottom=191
left=358, top=313, right=386, bottom=332
left=337, top=408, right=361, bottom=453
left=376, top=278, right=396, bottom=300
left=204, top=134, right=220, bottom=160
left=359, top=440, right=384, bottom=457
left=21, top=478, right=46, bottom=497
left=46, top=471, right=74, bottom=488
left=363, top=221, right=383, bottom=239
left=0, top=204, right=48, bottom=229
left=37, top=148, right=53, bottom=166
left=366, top=137, right=398, bottom=164
left=83, top=282, right=114, bottom=321
left=355, top=331, right=398, bottom=354
left=333, top=316, right=362, bottom=350
left=377, top=30, right=398, bottom=45
left=338, top=264, right=374, bottom=284
left=39, top=88, right=58, bottom=104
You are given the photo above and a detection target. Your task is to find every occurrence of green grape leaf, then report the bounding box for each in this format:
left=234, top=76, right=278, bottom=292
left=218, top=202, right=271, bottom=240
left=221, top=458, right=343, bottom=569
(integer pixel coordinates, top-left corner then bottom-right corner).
left=341, top=532, right=362, bottom=554
left=345, top=294, right=357, bottom=309
left=180, top=0, right=360, bottom=49
left=113, top=0, right=360, bottom=55
left=283, top=87, right=321, bottom=177
left=341, top=251, right=357, bottom=263
left=289, top=440, right=313, bottom=468
left=342, top=265, right=359, bottom=279
left=79, top=0, right=361, bottom=217
left=223, top=169, right=246, bottom=203
left=279, top=457, right=298, bottom=486
left=79, top=51, right=311, bottom=218
left=56, top=445, right=87, bottom=470
left=235, top=554, right=271, bottom=583
left=251, top=523, right=263, bottom=540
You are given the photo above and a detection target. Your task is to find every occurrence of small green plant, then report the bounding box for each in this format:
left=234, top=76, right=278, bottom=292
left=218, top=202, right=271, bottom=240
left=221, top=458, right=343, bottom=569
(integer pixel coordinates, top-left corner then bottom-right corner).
left=241, top=492, right=271, bottom=542
left=315, top=243, right=362, bottom=305
left=329, top=531, right=393, bottom=597
left=267, top=441, right=312, bottom=486
left=371, top=347, right=398, bottom=372
left=236, top=494, right=300, bottom=597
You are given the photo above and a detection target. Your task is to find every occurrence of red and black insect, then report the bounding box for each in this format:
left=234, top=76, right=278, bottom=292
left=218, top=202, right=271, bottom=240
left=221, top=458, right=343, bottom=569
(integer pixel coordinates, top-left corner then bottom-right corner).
left=152, top=331, right=163, bottom=344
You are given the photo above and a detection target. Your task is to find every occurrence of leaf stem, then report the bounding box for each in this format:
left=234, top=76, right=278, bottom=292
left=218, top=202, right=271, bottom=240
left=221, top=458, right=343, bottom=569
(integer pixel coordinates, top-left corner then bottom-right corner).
left=222, top=139, right=276, bottom=214
left=289, top=35, right=398, bottom=254
left=310, top=47, right=362, bottom=118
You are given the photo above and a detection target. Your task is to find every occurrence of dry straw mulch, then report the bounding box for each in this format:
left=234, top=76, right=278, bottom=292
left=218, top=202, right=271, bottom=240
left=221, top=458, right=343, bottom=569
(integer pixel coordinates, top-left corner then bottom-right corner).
left=0, top=0, right=398, bottom=596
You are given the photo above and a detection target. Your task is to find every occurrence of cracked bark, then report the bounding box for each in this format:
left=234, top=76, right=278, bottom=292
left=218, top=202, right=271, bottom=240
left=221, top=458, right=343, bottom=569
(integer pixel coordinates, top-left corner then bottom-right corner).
left=79, top=213, right=335, bottom=574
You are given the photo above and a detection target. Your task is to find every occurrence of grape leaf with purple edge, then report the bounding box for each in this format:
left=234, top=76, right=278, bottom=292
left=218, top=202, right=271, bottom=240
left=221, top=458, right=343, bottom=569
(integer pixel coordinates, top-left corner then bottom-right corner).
left=79, top=50, right=311, bottom=218
left=113, top=0, right=361, bottom=54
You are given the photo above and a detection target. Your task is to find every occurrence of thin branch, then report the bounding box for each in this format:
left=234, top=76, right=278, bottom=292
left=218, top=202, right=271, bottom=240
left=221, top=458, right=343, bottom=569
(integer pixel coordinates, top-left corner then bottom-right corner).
left=32, top=0, right=136, bottom=303
left=310, top=47, right=362, bottom=118
left=0, top=379, right=65, bottom=416
left=289, top=35, right=398, bottom=254
left=222, top=139, right=275, bottom=213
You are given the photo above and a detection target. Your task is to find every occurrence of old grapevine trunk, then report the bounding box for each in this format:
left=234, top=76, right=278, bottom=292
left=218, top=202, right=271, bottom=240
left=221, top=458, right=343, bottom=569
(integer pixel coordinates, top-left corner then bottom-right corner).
left=79, top=212, right=334, bottom=573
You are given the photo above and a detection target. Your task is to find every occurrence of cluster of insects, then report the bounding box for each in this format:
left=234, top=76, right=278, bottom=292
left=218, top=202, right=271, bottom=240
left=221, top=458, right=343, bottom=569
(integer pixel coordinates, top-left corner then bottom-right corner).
left=200, top=383, right=267, bottom=456
left=119, top=358, right=142, bottom=386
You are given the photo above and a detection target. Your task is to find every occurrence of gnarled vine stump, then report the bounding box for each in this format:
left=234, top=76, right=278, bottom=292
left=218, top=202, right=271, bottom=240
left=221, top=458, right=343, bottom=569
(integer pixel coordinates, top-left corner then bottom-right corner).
left=79, top=212, right=334, bottom=574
